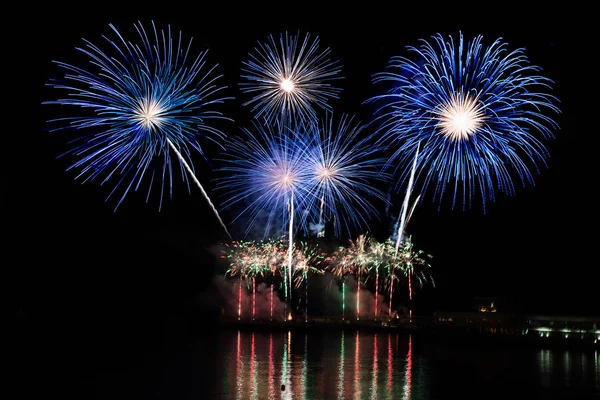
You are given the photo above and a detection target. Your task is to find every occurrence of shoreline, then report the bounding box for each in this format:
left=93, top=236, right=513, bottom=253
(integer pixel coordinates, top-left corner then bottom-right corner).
left=214, top=316, right=600, bottom=349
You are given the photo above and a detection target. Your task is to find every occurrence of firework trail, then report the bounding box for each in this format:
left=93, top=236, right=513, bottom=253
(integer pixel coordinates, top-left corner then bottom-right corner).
left=327, top=245, right=356, bottom=320
left=287, top=192, right=294, bottom=310
left=298, top=113, right=388, bottom=239
left=292, top=242, right=325, bottom=321
left=339, top=236, right=397, bottom=320
left=345, top=235, right=371, bottom=321
left=167, top=139, right=230, bottom=238
left=238, top=275, right=242, bottom=320
left=44, top=21, right=232, bottom=221
left=368, top=32, right=560, bottom=211
left=252, top=276, right=256, bottom=320
left=222, top=235, right=434, bottom=322
left=327, top=235, right=435, bottom=321
left=395, top=143, right=419, bottom=253
left=386, top=248, right=401, bottom=319
left=223, top=241, right=249, bottom=319
left=368, top=239, right=390, bottom=320
left=224, top=240, right=272, bottom=320
left=240, top=31, right=343, bottom=125
left=263, top=239, right=287, bottom=320
left=216, top=121, right=312, bottom=239
left=397, top=236, right=434, bottom=321
left=217, top=121, right=314, bottom=309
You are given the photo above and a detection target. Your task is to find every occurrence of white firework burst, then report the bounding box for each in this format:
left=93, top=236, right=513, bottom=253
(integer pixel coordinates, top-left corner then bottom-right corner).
left=240, top=31, right=343, bottom=125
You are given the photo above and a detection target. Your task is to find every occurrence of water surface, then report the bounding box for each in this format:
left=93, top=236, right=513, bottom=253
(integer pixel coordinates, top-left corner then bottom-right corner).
left=92, top=328, right=599, bottom=399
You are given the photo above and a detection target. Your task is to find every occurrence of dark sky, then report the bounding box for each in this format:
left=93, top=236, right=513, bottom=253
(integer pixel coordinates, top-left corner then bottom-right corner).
left=9, top=4, right=594, bottom=336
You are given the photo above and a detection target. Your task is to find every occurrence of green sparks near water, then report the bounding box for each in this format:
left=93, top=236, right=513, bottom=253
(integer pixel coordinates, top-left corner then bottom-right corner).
left=221, top=234, right=434, bottom=319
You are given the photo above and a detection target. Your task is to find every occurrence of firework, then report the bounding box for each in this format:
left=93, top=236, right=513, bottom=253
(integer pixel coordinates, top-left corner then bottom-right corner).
left=217, top=121, right=312, bottom=239
left=334, top=235, right=393, bottom=319
left=367, top=239, right=390, bottom=320
left=327, top=235, right=434, bottom=320
left=327, top=244, right=356, bottom=320
left=292, top=241, right=325, bottom=322
left=330, top=234, right=383, bottom=320
left=344, top=235, right=371, bottom=320
left=43, top=21, right=232, bottom=229
left=223, top=235, right=434, bottom=321
left=292, top=242, right=325, bottom=289
left=223, top=238, right=329, bottom=321
left=298, top=113, right=388, bottom=239
left=240, top=31, right=343, bottom=125
left=384, top=242, right=402, bottom=319
left=224, top=240, right=274, bottom=320
left=396, top=236, right=434, bottom=321
left=217, top=121, right=313, bottom=310
left=261, top=238, right=287, bottom=320
left=223, top=241, right=248, bottom=320
left=368, top=32, right=560, bottom=210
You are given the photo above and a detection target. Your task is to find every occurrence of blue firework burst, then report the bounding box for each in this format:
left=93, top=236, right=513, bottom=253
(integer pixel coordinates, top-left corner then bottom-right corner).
left=240, top=31, right=343, bottom=125
left=368, top=32, right=560, bottom=210
left=216, top=121, right=313, bottom=239
left=44, top=21, right=232, bottom=210
left=298, top=113, right=389, bottom=239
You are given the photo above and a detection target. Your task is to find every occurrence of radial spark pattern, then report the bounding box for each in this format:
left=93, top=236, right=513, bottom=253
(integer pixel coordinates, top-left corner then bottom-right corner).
left=299, top=113, right=388, bottom=238
left=240, top=31, right=343, bottom=125
left=216, top=122, right=313, bottom=239
left=368, top=32, right=560, bottom=210
left=44, top=21, right=231, bottom=209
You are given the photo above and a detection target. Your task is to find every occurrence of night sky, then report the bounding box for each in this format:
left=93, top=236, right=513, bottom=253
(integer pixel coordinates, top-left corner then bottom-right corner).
left=10, top=4, right=594, bottom=350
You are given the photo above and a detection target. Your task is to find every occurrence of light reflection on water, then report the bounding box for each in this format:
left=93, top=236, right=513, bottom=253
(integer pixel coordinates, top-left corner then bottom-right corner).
left=370, top=333, right=378, bottom=400
left=221, top=330, right=425, bottom=400
left=354, top=331, right=361, bottom=399
left=217, top=330, right=599, bottom=399
left=538, top=348, right=552, bottom=388
left=337, top=331, right=344, bottom=399
left=538, top=347, right=600, bottom=393
left=597, top=350, right=600, bottom=389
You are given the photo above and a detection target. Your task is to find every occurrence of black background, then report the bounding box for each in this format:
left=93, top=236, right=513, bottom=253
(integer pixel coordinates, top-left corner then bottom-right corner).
left=9, top=5, right=593, bottom=394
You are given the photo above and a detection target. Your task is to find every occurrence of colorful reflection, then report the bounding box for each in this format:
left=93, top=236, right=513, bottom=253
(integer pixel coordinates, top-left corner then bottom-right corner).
left=338, top=331, right=345, bottom=399
left=225, top=330, right=419, bottom=399
left=354, top=331, right=361, bottom=398
left=249, top=333, right=257, bottom=399
left=301, top=334, right=308, bottom=400
left=371, top=334, right=378, bottom=399
left=403, top=335, right=412, bottom=400
left=217, top=330, right=597, bottom=399
left=387, top=333, right=393, bottom=396
left=235, top=330, right=244, bottom=399
left=282, top=331, right=291, bottom=400
left=268, top=334, right=275, bottom=398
